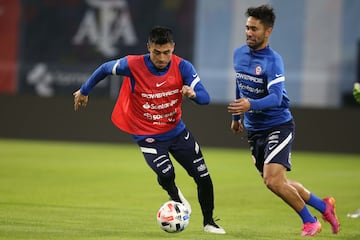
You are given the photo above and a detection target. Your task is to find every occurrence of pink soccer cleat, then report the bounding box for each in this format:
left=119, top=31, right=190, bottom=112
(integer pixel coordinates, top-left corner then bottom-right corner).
left=322, top=197, right=340, bottom=234
left=301, top=219, right=322, bottom=237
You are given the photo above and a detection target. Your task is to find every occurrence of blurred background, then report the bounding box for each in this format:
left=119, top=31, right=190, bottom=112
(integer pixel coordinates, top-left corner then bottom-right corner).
left=1, top=0, right=359, bottom=153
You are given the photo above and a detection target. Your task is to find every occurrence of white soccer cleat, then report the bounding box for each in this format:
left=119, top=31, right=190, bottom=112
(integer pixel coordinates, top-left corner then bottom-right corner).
left=177, top=188, right=192, bottom=215
left=347, top=208, right=360, bottom=218
left=204, top=223, right=226, bottom=234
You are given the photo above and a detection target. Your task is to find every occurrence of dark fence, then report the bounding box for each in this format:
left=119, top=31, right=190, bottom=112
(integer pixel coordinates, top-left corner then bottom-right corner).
left=1, top=95, right=359, bottom=153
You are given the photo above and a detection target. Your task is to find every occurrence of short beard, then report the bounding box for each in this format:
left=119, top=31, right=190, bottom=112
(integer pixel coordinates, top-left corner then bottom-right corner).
left=247, top=38, right=265, bottom=50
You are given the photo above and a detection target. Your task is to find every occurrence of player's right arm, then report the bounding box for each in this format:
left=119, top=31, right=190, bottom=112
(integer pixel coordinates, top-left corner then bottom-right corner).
left=79, top=58, right=130, bottom=95
left=228, top=77, right=244, bottom=133
left=230, top=118, right=244, bottom=134
left=73, top=57, right=130, bottom=111
left=73, top=90, right=88, bottom=111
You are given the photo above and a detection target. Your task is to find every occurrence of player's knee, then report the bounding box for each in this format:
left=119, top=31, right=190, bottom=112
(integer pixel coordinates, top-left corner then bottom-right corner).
left=263, top=176, right=283, bottom=193
left=288, top=180, right=304, bottom=191
left=156, top=162, right=175, bottom=178
left=158, top=173, right=176, bottom=189
left=195, top=175, right=213, bottom=188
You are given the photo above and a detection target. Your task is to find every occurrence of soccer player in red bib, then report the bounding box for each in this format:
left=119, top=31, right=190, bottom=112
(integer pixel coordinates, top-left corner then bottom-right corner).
left=73, top=26, right=225, bottom=234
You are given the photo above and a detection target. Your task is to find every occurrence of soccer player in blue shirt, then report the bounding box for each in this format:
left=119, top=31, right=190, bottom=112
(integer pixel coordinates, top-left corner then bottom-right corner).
left=73, top=26, right=225, bottom=234
left=228, top=5, right=340, bottom=237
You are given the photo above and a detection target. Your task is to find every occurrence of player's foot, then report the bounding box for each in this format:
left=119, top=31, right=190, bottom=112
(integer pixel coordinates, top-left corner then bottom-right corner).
left=204, top=220, right=226, bottom=234
left=177, top=188, right=192, bottom=215
left=347, top=208, right=360, bottom=218
left=322, top=197, right=340, bottom=234
left=301, top=219, right=322, bottom=237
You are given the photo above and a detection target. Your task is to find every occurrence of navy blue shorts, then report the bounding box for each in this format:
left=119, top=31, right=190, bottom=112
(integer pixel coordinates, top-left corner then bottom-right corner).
left=247, top=120, right=295, bottom=174
left=136, top=129, right=210, bottom=180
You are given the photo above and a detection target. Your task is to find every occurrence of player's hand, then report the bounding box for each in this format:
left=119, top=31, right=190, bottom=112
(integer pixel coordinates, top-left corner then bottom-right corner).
left=228, top=98, right=251, bottom=115
left=230, top=119, right=244, bottom=134
left=73, top=90, right=88, bottom=111
left=353, top=82, right=360, bottom=104
left=181, top=85, right=196, bottom=99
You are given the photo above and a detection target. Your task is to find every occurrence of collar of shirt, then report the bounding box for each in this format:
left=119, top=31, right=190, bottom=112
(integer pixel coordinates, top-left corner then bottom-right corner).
left=248, top=45, right=271, bottom=55
left=144, top=54, right=170, bottom=76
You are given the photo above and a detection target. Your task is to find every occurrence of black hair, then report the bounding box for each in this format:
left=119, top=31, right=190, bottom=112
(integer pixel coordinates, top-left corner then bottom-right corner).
left=246, top=5, right=276, bottom=28
left=148, top=26, right=174, bottom=45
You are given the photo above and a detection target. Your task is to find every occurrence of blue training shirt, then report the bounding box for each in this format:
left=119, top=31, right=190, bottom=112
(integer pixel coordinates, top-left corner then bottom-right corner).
left=80, top=54, right=210, bottom=142
left=233, top=45, right=292, bottom=131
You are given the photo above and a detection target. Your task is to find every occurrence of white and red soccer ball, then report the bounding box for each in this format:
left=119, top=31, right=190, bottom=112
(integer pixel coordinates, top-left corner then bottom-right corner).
left=156, top=200, right=190, bottom=233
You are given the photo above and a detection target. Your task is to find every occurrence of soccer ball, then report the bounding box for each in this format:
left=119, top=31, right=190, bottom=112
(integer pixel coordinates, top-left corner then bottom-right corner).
left=156, top=200, right=190, bottom=233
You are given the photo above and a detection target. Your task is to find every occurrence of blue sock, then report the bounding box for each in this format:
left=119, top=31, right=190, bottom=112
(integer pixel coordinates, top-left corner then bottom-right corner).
left=298, top=206, right=316, bottom=223
left=306, top=193, right=326, bottom=213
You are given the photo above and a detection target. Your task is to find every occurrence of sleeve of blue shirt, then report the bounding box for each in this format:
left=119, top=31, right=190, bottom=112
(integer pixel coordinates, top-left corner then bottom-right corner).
left=80, top=58, right=130, bottom=95
left=179, top=59, right=210, bottom=105
left=249, top=81, right=284, bottom=110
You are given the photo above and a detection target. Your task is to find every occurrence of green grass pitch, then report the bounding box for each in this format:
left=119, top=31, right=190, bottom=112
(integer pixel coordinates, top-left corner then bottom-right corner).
left=0, top=139, right=359, bottom=239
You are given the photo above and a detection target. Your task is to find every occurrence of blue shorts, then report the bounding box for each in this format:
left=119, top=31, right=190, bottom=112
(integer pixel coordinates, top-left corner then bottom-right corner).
left=136, top=128, right=210, bottom=180
left=247, top=120, right=295, bottom=174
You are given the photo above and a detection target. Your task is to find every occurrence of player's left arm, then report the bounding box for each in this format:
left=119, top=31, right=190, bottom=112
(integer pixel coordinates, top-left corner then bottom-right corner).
left=228, top=58, right=285, bottom=114
left=249, top=78, right=284, bottom=110
left=228, top=80, right=283, bottom=115
left=248, top=57, right=285, bottom=110
left=179, top=60, right=210, bottom=105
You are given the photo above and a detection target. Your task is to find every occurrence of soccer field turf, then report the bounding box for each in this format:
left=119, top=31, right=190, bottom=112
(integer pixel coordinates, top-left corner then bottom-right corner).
left=0, top=139, right=359, bottom=239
